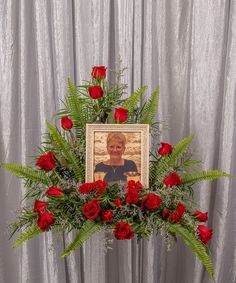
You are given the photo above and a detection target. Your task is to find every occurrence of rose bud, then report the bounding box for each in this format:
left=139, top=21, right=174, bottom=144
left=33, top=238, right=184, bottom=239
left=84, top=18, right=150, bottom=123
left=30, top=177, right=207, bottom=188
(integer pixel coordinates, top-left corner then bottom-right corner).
left=37, top=212, right=54, bottom=231
left=163, top=172, right=183, bottom=187
left=100, top=210, right=113, bottom=223
left=92, top=66, right=106, bottom=79
left=36, top=152, right=56, bottom=171
left=34, top=200, right=48, bottom=214
left=194, top=211, right=208, bottom=222
left=61, top=116, right=73, bottom=130
left=114, top=108, right=128, bottom=123
left=83, top=200, right=100, bottom=219
left=197, top=225, right=213, bottom=244
left=158, top=142, right=173, bottom=156
left=88, top=85, right=103, bottom=99
left=114, top=222, right=134, bottom=240
left=46, top=186, right=64, bottom=197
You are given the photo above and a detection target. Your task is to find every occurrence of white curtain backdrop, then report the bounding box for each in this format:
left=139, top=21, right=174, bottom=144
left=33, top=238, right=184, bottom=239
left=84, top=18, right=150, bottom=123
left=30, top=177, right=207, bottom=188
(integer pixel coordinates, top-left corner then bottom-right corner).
left=1, top=1, right=236, bottom=282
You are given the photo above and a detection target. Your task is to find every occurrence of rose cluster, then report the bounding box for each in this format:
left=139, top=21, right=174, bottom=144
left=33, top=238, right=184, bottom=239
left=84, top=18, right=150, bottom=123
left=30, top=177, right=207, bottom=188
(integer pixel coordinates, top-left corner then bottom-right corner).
left=78, top=180, right=162, bottom=240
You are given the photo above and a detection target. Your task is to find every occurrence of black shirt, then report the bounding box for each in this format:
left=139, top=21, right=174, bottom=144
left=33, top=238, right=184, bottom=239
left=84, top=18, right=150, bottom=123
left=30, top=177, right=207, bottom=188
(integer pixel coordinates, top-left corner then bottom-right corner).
left=94, top=159, right=137, bottom=182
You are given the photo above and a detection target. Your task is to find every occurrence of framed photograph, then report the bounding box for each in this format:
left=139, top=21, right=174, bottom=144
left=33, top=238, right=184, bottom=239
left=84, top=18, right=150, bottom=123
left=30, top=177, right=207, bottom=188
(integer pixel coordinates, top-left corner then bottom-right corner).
left=86, top=124, right=149, bottom=187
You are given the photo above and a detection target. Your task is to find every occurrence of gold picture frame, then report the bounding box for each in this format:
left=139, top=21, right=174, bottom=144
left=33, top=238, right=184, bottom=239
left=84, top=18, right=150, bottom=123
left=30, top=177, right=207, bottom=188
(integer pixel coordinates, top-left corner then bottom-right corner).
left=86, top=124, right=149, bottom=187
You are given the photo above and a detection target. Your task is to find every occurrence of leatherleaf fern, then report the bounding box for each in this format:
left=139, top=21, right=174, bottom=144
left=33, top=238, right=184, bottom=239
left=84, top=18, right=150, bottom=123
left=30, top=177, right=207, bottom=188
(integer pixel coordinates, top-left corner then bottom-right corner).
left=0, top=163, right=51, bottom=186
left=168, top=224, right=215, bottom=282
left=182, top=170, right=230, bottom=185
left=61, top=220, right=102, bottom=257
left=46, top=122, right=85, bottom=182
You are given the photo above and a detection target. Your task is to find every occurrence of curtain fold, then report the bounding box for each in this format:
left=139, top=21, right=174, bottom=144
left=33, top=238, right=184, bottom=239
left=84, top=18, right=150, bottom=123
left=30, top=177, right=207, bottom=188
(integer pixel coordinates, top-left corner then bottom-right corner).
left=0, top=1, right=235, bottom=282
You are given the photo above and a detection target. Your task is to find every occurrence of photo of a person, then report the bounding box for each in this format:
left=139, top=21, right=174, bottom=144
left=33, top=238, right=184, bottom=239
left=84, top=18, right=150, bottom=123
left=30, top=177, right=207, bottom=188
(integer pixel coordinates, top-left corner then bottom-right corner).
left=94, top=132, right=139, bottom=183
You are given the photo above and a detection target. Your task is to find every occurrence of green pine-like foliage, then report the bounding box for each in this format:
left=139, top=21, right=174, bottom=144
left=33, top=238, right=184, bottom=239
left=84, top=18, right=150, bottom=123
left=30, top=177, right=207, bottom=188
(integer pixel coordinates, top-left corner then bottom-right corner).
left=0, top=163, right=51, bottom=186
left=61, top=220, right=102, bottom=257
left=169, top=224, right=215, bottom=281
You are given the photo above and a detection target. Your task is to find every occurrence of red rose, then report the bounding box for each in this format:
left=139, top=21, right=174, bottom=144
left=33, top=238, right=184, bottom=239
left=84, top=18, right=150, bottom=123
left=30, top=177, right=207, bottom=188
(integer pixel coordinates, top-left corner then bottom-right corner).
left=37, top=212, right=54, bottom=231
left=88, top=85, right=103, bottom=99
left=197, top=225, right=213, bottom=244
left=46, top=186, right=64, bottom=197
left=92, top=66, right=106, bottom=79
left=162, top=209, right=170, bottom=219
left=83, top=200, right=100, bottom=219
left=95, top=180, right=108, bottom=196
left=176, top=202, right=186, bottom=216
left=36, top=152, right=56, bottom=171
left=163, top=172, right=183, bottom=187
left=78, top=182, right=96, bottom=194
left=141, top=194, right=162, bottom=211
left=34, top=200, right=48, bottom=214
left=114, top=198, right=122, bottom=207
left=158, top=142, right=173, bottom=156
left=169, top=211, right=182, bottom=223
left=194, top=211, right=208, bottom=222
left=127, top=180, right=143, bottom=191
left=114, top=108, right=128, bottom=123
left=127, top=180, right=136, bottom=188
left=125, top=188, right=139, bottom=204
left=101, top=210, right=113, bottom=223
left=169, top=203, right=186, bottom=223
left=61, top=116, right=73, bottom=130
left=114, top=222, right=134, bottom=240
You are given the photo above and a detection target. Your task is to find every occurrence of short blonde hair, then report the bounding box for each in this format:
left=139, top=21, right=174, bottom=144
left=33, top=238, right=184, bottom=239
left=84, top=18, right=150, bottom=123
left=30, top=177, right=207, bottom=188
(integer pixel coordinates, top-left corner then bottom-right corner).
left=107, top=132, right=126, bottom=147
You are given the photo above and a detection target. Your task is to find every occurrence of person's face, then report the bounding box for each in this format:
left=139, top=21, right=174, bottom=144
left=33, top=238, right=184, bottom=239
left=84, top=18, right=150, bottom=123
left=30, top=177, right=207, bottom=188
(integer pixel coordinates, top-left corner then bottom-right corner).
left=107, top=140, right=125, bottom=159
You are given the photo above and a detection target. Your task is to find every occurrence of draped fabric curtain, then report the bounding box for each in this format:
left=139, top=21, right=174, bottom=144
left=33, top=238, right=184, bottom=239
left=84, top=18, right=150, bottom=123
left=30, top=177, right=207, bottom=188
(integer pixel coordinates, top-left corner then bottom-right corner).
left=1, top=0, right=235, bottom=282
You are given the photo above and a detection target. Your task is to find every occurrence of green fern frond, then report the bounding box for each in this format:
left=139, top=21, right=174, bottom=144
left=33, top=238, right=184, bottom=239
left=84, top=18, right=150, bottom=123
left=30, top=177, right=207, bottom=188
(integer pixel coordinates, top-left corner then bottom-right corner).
left=61, top=220, right=101, bottom=257
left=122, top=86, right=147, bottom=113
left=182, top=170, right=230, bottom=185
left=169, top=224, right=215, bottom=281
left=58, top=79, right=94, bottom=128
left=167, top=135, right=194, bottom=167
left=0, top=163, right=51, bottom=186
left=46, top=122, right=85, bottom=181
left=12, top=225, right=42, bottom=248
left=67, top=77, right=77, bottom=96
left=140, top=85, right=160, bottom=125
left=150, top=159, right=172, bottom=184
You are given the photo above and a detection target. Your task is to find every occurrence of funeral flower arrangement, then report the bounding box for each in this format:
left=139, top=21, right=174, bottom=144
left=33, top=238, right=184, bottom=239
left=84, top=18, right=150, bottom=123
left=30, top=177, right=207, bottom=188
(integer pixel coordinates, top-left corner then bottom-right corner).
left=1, top=66, right=229, bottom=280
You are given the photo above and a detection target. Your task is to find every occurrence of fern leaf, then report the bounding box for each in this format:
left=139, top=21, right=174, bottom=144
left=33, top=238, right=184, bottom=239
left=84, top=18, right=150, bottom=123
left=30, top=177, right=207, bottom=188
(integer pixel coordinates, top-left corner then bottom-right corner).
left=182, top=170, right=230, bottom=185
left=46, top=122, right=85, bottom=181
left=61, top=220, right=101, bottom=257
left=140, top=85, right=160, bottom=125
left=0, top=163, right=51, bottom=186
left=169, top=224, right=215, bottom=280
left=12, top=225, right=42, bottom=248
left=67, top=77, right=77, bottom=96
left=167, top=135, right=194, bottom=167
left=122, top=86, right=147, bottom=113
left=150, top=159, right=172, bottom=184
